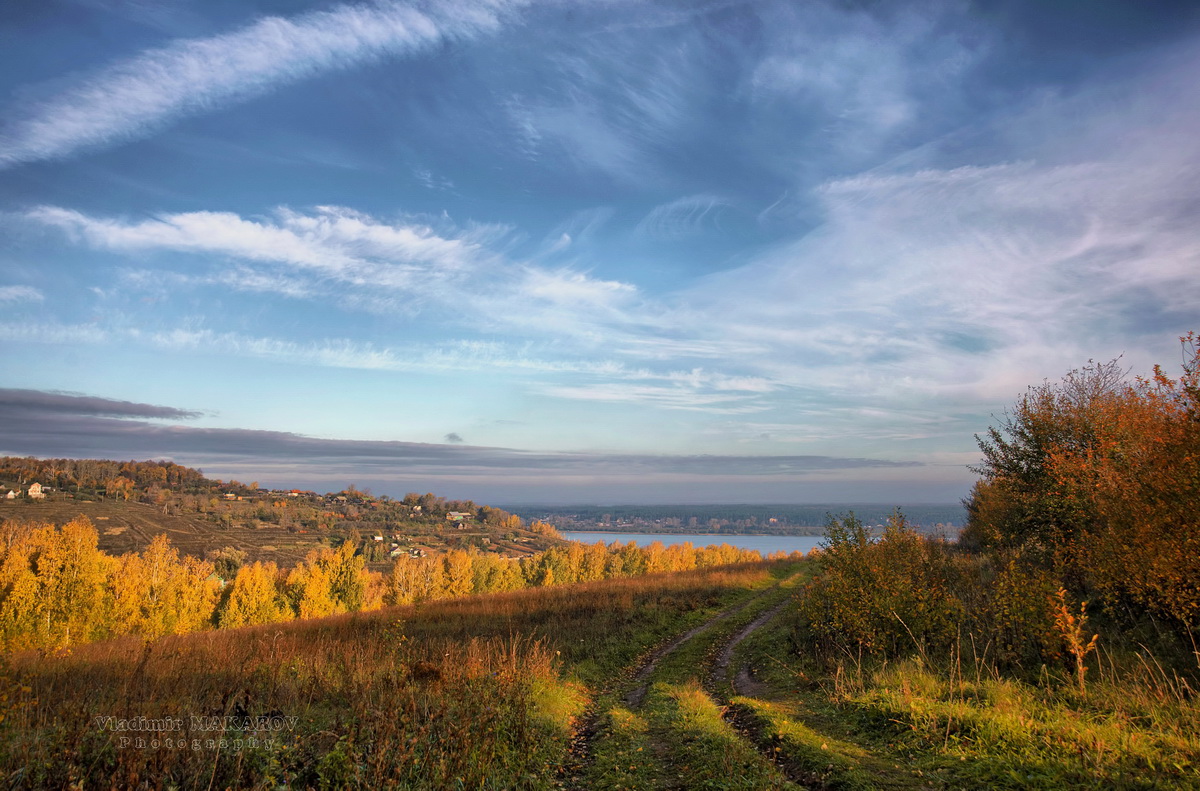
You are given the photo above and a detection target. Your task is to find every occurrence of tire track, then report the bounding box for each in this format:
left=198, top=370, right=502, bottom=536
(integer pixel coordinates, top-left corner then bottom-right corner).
left=561, top=583, right=783, bottom=789
left=708, top=597, right=791, bottom=700
left=699, top=590, right=817, bottom=788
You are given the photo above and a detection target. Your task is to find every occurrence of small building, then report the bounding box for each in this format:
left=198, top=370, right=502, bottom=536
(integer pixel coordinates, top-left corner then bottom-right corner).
left=4, top=490, right=15, bottom=500
left=27, top=482, right=45, bottom=500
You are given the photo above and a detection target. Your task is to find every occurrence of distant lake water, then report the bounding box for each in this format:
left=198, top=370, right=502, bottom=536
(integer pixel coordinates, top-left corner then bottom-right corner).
left=560, top=531, right=823, bottom=556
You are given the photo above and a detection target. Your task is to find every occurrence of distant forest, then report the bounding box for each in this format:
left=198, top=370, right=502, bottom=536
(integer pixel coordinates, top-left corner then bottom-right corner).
left=508, top=503, right=966, bottom=535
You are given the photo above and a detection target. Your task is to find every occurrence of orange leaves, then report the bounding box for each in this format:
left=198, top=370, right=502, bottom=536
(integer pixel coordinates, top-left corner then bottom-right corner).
left=967, top=332, right=1200, bottom=634
left=1051, top=588, right=1099, bottom=696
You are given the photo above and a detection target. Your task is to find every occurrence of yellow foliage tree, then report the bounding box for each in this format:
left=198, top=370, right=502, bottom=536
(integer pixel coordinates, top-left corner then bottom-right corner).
left=219, top=561, right=290, bottom=628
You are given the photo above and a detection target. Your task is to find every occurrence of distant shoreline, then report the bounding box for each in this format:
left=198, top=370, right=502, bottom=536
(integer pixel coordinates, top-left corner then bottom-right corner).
left=561, top=530, right=825, bottom=538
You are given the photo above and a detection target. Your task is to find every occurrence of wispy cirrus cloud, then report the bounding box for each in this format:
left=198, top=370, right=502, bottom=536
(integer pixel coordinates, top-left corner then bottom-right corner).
left=0, top=0, right=523, bottom=168
left=679, top=41, right=1200, bottom=409
left=0, top=320, right=779, bottom=414
left=27, top=203, right=653, bottom=342
left=0, top=285, right=43, bottom=303
left=540, top=382, right=768, bottom=415
left=29, top=205, right=481, bottom=283
left=635, top=194, right=730, bottom=239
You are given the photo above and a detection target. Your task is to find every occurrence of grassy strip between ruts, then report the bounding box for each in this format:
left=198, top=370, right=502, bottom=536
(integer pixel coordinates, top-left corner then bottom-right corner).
left=643, top=680, right=799, bottom=790
left=730, top=600, right=1200, bottom=791
left=581, top=569, right=805, bottom=790
left=574, top=563, right=799, bottom=790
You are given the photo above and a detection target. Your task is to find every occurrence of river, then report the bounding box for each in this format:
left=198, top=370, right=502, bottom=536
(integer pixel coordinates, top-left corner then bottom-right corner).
left=560, top=531, right=824, bottom=556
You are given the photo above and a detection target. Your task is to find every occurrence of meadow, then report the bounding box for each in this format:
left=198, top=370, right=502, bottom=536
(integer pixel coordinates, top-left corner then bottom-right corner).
left=0, top=561, right=790, bottom=789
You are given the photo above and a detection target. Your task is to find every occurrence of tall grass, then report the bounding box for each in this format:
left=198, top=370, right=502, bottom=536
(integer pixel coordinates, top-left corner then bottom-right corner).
left=0, top=562, right=780, bottom=789
left=775, top=513, right=1200, bottom=788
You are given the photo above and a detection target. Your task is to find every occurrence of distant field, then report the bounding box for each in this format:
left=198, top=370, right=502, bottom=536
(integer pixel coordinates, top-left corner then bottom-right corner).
left=1, top=498, right=328, bottom=568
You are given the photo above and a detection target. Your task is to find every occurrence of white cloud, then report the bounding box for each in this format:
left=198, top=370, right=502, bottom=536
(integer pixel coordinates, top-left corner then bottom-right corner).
left=635, top=194, right=729, bottom=239
left=0, top=0, right=521, bottom=167
left=540, top=382, right=769, bottom=414
left=0, top=322, right=110, bottom=345
left=0, top=285, right=44, bottom=304
left=744, top=3, right=983, bottom=160
left=29, top=204, right=482, bottom=293
left=520, top=268, right=635, bottom=307
left=28, top=202, right=659, bottom=346
left=682, top=43, right=1200, bottom=409
left=503, top=27, right=707, bottom=184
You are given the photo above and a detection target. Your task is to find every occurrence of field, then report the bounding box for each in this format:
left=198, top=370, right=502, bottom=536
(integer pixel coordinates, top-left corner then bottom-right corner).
left=0, top=497, right=320, bottom=568
left=0, top=495, right=553, bottom=571
left=4, top=552, right=1194, bottom=789
left=0, top=561, right=792, bottom=789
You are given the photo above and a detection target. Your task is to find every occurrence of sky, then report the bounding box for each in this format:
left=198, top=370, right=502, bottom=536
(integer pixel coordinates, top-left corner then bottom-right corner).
left=2, top=0, right=1199, bottom=505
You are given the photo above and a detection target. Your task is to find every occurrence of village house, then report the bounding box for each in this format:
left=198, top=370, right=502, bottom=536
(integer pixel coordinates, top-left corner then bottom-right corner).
left=27, top=482, right=45, bottom=500
left=5, top=490, right=15, bottom=500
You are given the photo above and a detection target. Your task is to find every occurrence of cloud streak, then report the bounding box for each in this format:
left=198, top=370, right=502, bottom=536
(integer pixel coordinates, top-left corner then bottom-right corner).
left=635, top=194, right=729, bottom=239
left=0, top=389, right=918, bottom=481
left=0, top=286, right=43, bottom=303
left=0, top=0, right=520, bottom=167
left=0, top=388, right=202, bottom=420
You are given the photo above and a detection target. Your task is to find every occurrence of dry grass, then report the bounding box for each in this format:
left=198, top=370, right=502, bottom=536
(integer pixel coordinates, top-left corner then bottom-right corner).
left=0, top=563, right=778, bottom=789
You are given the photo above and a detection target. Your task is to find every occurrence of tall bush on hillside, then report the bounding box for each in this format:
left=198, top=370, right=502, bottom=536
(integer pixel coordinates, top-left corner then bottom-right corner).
left=798, top=513, right=965, bottom=659
left=964, top=333, right=1200, bottom=635
left=961, top=358, right=1124, bottom=564
left=1045, top=334, right=1200, bottom=630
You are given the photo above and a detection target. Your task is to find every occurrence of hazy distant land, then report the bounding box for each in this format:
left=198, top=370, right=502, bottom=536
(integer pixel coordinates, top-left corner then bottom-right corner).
left=506, top=502, right=966, bottom=536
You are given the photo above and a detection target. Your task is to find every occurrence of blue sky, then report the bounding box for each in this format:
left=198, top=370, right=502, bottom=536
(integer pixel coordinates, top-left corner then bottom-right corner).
left=2, top=0, right=1198, bottom=504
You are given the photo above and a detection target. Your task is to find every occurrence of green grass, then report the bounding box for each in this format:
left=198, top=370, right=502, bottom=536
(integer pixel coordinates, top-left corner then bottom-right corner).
left=578, top=568, right=807, bottom=790
left=643, top=680, right=798, bottom=790
left=727, top=696, right=879, bottom=791
left=730, top=606, right=1200, bottom=791
left=852, top=659, right=1200, bottom=789
left=582, top=705, right=665, bottom=790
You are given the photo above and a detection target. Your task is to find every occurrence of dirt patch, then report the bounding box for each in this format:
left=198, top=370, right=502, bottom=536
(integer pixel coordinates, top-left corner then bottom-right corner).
left=734, top=664, right=774, bottom=699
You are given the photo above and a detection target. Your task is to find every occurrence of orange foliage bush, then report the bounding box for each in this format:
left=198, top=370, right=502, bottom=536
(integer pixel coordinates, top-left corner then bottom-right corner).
left=966, top=332, right=1200, bottom=638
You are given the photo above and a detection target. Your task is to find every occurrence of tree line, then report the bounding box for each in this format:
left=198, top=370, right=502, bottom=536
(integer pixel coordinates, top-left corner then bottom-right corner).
left=0, top=516, right=766, bottom=651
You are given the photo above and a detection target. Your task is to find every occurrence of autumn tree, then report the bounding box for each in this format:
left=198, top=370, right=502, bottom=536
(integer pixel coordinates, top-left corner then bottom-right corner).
left=218, top=561, right=290, bottom=628
left=964, top=334, right=1200, bottom=635
left=962, top=357, right=1126, bottom=564
left=1046, top=334, right=1200, bottom=629
left=110, top=534, right=217, bottom=637
left=0, top=518, right=113, bottom=649
left=287, top=540, right=367, bottom=618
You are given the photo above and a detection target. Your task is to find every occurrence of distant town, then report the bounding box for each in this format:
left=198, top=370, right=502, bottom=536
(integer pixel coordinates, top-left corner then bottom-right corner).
left=509, top=503, right=965, bottom=537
